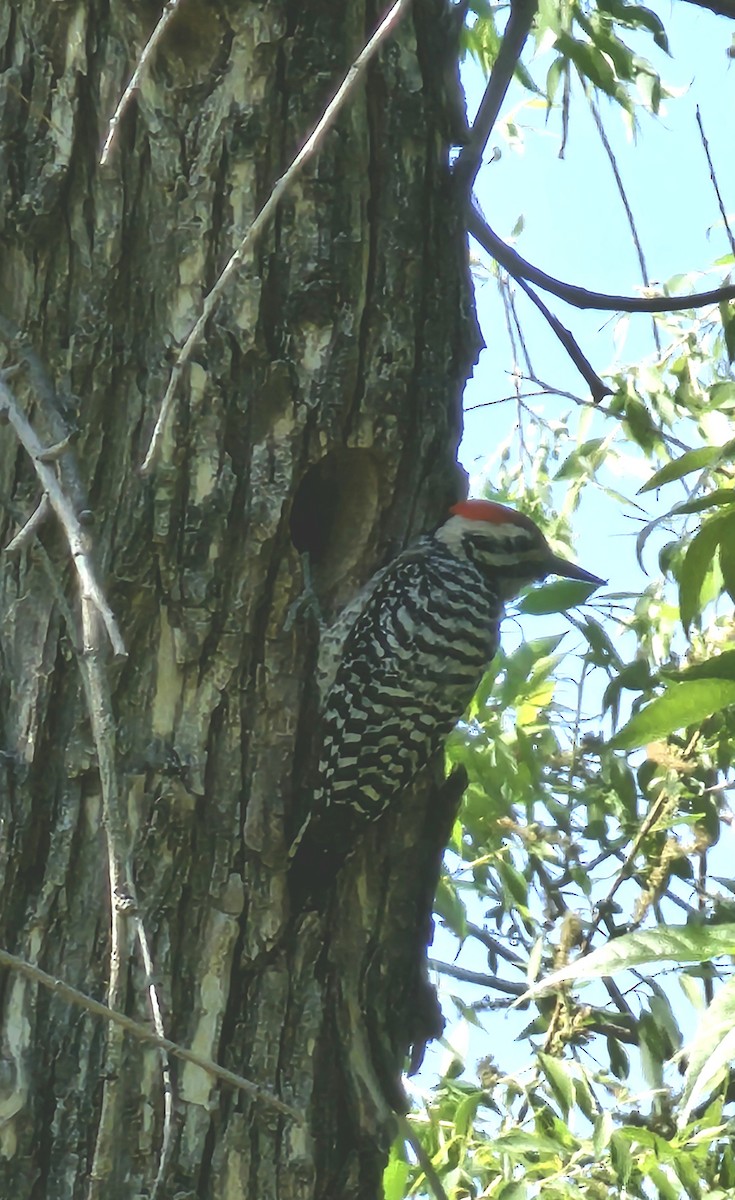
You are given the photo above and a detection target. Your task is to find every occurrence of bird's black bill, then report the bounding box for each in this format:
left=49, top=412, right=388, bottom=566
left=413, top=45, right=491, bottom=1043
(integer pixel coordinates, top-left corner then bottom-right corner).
left=547, top=556, right=606, bottom=588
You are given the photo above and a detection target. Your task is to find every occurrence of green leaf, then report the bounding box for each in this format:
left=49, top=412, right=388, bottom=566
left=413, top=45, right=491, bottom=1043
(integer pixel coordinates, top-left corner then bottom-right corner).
left=593, top=1110, right=614, bottom=1157
left=538, top=1052, right=574, bottom=1117
left=624, top=394, right=659, bottom=452
left=666, top=650, right=735, bottom=683
left=556, top=31, right=621, bottom=100
left=638, top=446, right=727, bottom=493
left=680, top=976, right=735, bottom=1124
left=719, top=524, right=735, bottom=604
left=679, top=515, right=729, bottom=632
left=496, top=1185, right=528, bottom=1200
left=454, top=1090, right=482, bottom=1137
left=672, top=488, right=735, bottom=516
left=492, top=1130, right=571, bottom=1155
left=528, top=925, right=735, bottom=994
left=720, top=301, right=735, bottom=364
left=610, top=680, right=735, bottom=749
left=434, top=876, right=468, bottom=940
left=383, top=1143, right=410, bottom=1200
left=516, top=578, right=600, bottom=615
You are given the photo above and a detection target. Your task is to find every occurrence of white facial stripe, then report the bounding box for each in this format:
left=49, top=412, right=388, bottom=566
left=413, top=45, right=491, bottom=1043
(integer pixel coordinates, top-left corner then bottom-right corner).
left=437, top=515, right=542, bottom=555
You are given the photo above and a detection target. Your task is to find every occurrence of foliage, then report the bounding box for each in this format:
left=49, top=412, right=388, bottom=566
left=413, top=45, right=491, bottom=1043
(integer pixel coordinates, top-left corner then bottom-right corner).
left=393, top=2, right=735, bottom=1197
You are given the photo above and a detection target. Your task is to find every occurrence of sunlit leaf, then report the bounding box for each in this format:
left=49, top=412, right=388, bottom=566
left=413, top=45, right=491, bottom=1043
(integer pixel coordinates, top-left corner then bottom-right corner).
left=666, top=650, right=735, bottom=682
left=680, top=976, right=735, bottom=1124
left=516, top=578, right=600, bottom=614
left=679, top=515, right=727, bottom=632
left=383, top=1143, right=410, bottom=1200
left=528, top=926, right=735, bottom=994
left=638, top=445, right=729, bottom=493
left=610, top=680, right=735, bottom=749
left=538, top=1052, right=574, bottom=1117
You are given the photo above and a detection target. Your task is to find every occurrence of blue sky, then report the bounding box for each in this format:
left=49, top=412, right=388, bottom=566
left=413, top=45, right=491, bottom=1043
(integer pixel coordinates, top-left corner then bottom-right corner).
left=460, top=0, right=735, bottom=589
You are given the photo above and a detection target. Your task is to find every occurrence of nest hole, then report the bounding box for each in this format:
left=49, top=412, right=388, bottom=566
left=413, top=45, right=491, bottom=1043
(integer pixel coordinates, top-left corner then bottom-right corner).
left=290, top=450, right=379, bottom=599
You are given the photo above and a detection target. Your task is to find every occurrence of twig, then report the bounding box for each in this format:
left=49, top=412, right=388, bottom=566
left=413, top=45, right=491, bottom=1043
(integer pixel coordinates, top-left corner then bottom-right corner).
left=134, top=916, right=177, bottom=1199
left=684, top=0, right=735, bottom=21
left=0, top=373, right=171, bottom=1190
left=512, top=273, right=611, bottom=402
left=589, top=96, right=661, bottom=353
left=454, top=0, right=539, bottom=193
left=4, top=494, right=51, bottom=554
left=465, top=923, right=525, bottom=967
left=580, top=786, right=671, bottom=954
left=8, top=521, right=176, bottom=1195
left=396, top=1114, right=451, bottom=1200
left=81, top=620, right=136, bottom=1199
left=100, top=0, right=185, bottom=165
left=140, top=0, right=412, bottom=475
left=0, top=377, right=126, bottom=658
left=696, top=105, right=735, bottom=259
left=0, top=945, right=303, bottom=1124
left=428, top=958, right=526, bottom=995
left=468, top=206, right=735, bottom=313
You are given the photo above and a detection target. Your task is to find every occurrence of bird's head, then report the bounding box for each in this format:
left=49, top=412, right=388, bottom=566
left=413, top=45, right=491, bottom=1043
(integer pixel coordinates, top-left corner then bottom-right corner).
left=437, top=499, right=605, bottom=601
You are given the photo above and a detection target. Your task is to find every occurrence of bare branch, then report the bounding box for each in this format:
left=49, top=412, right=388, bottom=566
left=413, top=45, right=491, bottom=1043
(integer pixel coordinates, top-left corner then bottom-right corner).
left=428, top=958, right=526, bottom=995
left=141, top=0, right=412, bottom=474
left=589, top=96, right=661, bottom=354
left=696, top=105, right=735, bottom=259
left=0, top=376, right=126, bottom=658
left=511, top=273, right=612, bottom=403
left=5, top=494, right=51, bottom=554
left=0, top=368, right=172, bottom=1191
left=454, top=0, right=539, bottom=193
left=0, top=945, right=304, bottom=1124
left=680, top=0, right=735, bottom=16
left=100, top=0, right=185, bottom=165
left=468, top=206, right=735, bottom=313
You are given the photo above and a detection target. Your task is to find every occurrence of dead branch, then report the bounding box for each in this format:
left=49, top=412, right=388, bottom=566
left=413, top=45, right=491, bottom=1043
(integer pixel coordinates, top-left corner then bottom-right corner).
left=0, top=945, right=304, bottom=1125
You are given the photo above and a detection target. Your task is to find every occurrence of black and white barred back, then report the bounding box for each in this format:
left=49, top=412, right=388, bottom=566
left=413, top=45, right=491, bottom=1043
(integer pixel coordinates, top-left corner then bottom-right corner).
left=319, top=538, right=502, bottom=817
left=288, top=500, right=604, bottom=891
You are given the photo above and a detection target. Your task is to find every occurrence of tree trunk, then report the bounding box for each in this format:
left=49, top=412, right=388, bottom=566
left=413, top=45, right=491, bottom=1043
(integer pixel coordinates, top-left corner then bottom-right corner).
left=0, top=2, right=478, bottom=1197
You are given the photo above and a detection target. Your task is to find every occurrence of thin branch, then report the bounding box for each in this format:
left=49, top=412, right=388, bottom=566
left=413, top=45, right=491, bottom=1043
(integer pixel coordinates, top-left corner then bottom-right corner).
left=100, top=0, right=185, bottom=165
left=512, top=272, right=612, bottom=402
left=5, top=494, right=51, bottom=554
left=396, top=1114, right=451, bottom=1200
left=681, top=0, right=735, bottom=16
left=134, top=916, right=177, bottom=1200
left=0, top=370, right=172, bottom=1190
left=589, top=96, right=661, bottom=353
left=581, top=786, right=671, bottom=954
left=428, top=958, right=526, bottom=995
left=0, top=377, right=126, bottom=658
left=140, top=0, right=412, bottom=475
left=454, top=0, right=539, bottom=192
left=0, top=945, right=303, bottom=1124
left=696, top=105, right=735, bottom=258
left=468, top=206, right=735, bottom=313
left=466, top=922, right=525, bottom=968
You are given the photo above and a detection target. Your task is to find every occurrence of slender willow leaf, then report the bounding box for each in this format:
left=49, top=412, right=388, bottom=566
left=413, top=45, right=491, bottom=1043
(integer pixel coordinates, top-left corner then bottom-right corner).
left=679, top=513, right=731, bottom=632
left=719, top=520, right=735, bottom=604
left=666, top=651, right=735, bottom=684
left=516, top=578, right=599, bottom=615
left=527, top=925, right=735, bottom=994
left=680, top=976, right=735, bottom=1125
left=638, top=445, right=728, bottom=494
left=610, top=679, right=735, bottom=749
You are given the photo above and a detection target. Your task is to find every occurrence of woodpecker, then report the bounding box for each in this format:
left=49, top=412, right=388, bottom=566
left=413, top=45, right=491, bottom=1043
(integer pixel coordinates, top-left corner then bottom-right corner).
left=289, top=499, right=604, bottom=887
